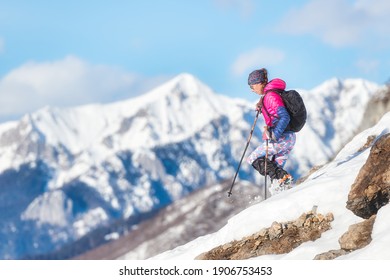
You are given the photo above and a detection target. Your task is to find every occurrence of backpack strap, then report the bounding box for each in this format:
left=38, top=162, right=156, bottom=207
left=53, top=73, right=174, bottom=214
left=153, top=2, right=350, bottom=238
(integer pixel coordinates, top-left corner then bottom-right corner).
left=262, top=90, right=280, bottom=125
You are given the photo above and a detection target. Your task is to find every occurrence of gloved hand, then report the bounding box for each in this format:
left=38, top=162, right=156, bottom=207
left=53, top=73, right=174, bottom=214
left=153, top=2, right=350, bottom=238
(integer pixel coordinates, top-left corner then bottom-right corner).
left=262, top=126, right=271, bottom=140
left=256, top=100, right=262, bottom=112
left=263, top=126, right=277, bottom=141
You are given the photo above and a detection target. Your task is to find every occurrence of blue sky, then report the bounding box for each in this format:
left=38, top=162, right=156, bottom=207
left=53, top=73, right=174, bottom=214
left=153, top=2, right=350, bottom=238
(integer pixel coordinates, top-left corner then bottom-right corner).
left=0, top=0, right=389, bottom=121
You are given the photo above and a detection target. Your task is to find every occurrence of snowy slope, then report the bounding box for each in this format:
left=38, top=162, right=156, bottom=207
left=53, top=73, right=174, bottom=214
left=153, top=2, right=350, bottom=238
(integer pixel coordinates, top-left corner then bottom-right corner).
left=151, top=112, right=390, bottom=260
left=0, top=73, right=383, bottom=259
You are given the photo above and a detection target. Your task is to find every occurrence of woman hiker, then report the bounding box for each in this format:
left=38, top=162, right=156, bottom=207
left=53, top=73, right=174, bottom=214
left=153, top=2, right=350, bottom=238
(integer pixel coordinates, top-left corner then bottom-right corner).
left=246, top=68, right=295, bottom=195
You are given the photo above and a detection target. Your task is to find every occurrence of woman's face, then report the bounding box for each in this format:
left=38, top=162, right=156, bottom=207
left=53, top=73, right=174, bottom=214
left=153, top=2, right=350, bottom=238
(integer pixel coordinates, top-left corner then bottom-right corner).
left=250, top=83, right=265, bottom=95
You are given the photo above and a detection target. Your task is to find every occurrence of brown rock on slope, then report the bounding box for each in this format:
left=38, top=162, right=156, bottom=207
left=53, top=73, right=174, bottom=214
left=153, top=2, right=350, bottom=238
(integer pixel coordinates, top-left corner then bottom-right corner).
left=339, top=214, right=376, bottom=251
left=346, top=133, right=390, bottom=219
left=315, top=214, right=376, bottom=260
left=196, top=209, right=333, bottom=260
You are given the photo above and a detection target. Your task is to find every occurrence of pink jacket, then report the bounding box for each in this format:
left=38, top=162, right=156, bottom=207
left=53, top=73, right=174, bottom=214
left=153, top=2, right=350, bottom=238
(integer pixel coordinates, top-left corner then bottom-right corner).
left=261, top=78, right=291, bottom=140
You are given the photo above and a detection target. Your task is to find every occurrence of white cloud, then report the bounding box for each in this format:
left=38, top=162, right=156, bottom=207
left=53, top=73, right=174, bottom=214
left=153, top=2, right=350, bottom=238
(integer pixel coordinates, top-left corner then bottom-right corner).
left=277, top=0, right=390, bottom=47
left=214, top=0, right=255, bottom=18
left=231, top=47, right=285, bottom=76
left=0, top=56, right=169, bottom=121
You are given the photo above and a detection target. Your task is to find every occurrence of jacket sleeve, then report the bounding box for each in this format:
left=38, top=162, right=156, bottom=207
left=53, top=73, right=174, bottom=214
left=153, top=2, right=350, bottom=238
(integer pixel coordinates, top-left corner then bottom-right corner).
left=272, top=106, right=290, bottom=140
left=263, top=92, right=290, bottom=140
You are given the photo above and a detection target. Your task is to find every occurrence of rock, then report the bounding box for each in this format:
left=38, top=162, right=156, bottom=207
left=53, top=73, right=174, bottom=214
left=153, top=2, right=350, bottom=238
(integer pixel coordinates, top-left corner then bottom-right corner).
left=268, top=222, right=283, bottom=240
left=315, top=215, right=376, bottom=259
left=195, top=208, right=333, bottom=260
left=339, top=215, right=376, bottom=251
left=346, top=133, right=390, bottom=219
left=194, top=252, right=207, bottom=260
left=357, top=135, right=376, bottom=153
left=222, top=243, right=232, bottom=250
left=253, top=228, right=267, bottom=239
left=314, top=249, right=348, bottom=260
left=294, top=213, right=307, bottom=227
left=325, top=213, right=334, bottom=222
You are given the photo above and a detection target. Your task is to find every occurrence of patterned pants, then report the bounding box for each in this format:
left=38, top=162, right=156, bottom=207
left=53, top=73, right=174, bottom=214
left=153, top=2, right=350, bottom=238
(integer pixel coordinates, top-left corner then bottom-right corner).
left=247, top=132, right=296, bottom=168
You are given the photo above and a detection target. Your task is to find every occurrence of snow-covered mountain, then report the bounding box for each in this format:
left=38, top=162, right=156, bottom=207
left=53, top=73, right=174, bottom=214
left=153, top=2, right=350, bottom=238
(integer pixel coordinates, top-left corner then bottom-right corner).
left=150, top=112, right=390, bottom=260
left=0, top=73, right=383, bottom=259
left=0, top=73, right=259, bottom=259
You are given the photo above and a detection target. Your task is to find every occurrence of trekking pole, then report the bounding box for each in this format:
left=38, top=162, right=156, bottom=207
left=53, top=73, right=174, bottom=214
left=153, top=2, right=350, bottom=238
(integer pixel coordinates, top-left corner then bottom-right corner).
left=227, top=109, right=260, bottom=197
left=264, top=137, right=269, bottom=200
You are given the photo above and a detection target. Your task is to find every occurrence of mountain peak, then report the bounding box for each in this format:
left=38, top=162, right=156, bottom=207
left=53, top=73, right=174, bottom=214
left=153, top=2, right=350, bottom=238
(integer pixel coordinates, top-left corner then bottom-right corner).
left=145, top=73, right=214, bottom=101
left=171, top=72, right=200, bottom=85
left=313, top=77, right=380, bottom=93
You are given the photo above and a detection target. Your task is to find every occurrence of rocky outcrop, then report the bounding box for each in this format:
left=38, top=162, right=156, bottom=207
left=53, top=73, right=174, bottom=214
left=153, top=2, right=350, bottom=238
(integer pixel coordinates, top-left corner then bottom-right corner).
left=196, top=207, right=333, bottom=260
left=346, top=133, right=390, bottom=219
left=315, top=215, right=376, bottom=260
left=316, top=134, right=390, bottom=260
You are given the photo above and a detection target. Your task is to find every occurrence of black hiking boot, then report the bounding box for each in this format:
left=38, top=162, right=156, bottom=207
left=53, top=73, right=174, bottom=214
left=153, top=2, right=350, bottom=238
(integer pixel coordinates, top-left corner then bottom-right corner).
left=252, top=157, right=293, bottom=195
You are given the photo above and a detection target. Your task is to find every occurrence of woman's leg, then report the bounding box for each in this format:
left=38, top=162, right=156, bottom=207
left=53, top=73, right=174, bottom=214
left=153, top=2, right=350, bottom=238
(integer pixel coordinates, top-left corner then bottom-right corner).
left=272, top=133, right=296, bottom=168
left=247, top=139, right=279, bottom=165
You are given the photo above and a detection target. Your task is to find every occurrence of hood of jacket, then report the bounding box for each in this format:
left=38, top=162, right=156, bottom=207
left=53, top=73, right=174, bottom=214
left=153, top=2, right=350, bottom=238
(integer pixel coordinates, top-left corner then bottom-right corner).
left=264, top=78, right=286, bottom=92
